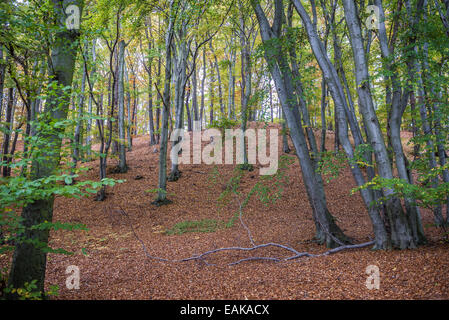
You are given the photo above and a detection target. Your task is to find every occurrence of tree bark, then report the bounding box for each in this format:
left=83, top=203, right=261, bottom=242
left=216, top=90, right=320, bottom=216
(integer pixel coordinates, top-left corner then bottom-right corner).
left=117, top=39, right=128, bottom=173
left=7, top=0, right=83, bottom=296
left=252, top=0, right=350, bottom=248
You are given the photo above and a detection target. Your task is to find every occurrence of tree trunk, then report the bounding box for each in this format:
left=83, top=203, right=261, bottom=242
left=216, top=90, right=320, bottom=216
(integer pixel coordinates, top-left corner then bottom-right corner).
left=2, top=88, right=14, bottom=177
left=86, top=39, right=97, bottom=159
left=117, top=40, right=128, bottom=173
left=291, top=0, right=389, bottom=249
left=7, top=0, right=83, bottom=296
left=200, top=47, right=206, bottom=129
left=210, top=41, right=224, bottom=115
left=342, top=0, right=415, bottom=249
left=252, top=0, right=350, bottom=248
left=72, top=42, right=88, bottom=173
left=155, top=0, right=175, bottom=204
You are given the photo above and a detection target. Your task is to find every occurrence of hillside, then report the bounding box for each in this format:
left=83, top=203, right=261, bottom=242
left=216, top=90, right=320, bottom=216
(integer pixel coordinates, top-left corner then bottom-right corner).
left=15, top=123, right=447, bottom=299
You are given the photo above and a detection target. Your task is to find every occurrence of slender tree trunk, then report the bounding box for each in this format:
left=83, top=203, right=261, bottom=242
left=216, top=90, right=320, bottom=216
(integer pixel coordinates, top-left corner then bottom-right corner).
left=155, top=0, right=175, bottom=204
left=192, top=62, right=199, bottom=123
left=0, top=47, right=5, bottom=123
left=227, top=42, right=236, bottom=119
left=210, top=41, right=224, bottom=115
left=239, top=10, right=251, bottom=169
left=86, top=39, right=97, bottom=159
left=186, top=81, right=192, bottom=132
left=209, top=61, right=215, bottom=125
left=125, top=62, right=132, bottom=151
left=168, top=24, right=188, bottom=182
left=281, top=109, right=290, bottom=153
left=200, top=47, right=206, bottom=129
left=117, top=40, right=128, bottom=173
left=72, top=42, right=88, bottom=173
left=320, top=76, right=327, bottom=153
left=2, top=88, right=14, bottom=177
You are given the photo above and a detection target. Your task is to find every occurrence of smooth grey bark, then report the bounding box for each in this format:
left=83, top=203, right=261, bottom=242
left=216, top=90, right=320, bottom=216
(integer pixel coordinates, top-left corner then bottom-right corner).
left=375, top=0, right=426, bottom=244
left=86, top=38, right=96, bottom=158
left=155, top=0, right=176, bottom=204
left=168, top=21, right=189, bottom=182
left=185, top=79, right=192, bottom=131
left=0, top=47, right=5, bottom=123
left=2, top=88, right=14, bottom=177
left=200, top=47, right=206, bottom=129
left=209, top=41, right=225, bottom=115
left=125, top=61, right=132, bottom=151
left=209, top=61, right=215, bottom=125
left=226, top=36, right=236, bottom=119
left=252, top=0, right=350, bottom=248
left=320, top=76, right=327, bottom=153
left=72, top=42, right=88, bottom=173
left=239, top=7, right=252, bottom=168
left=191, top=60, right=199, bottom=123
left=342, top=0, right=415, bottom=249
left=144, top=20, right=157, bottom=145
left=291, top=0, right=389, bottom=249
left=7, top=0, right=83, bottom=296
left=117, top=39, right=128, bottom=173
left=156, top=40, right=162, bottom=144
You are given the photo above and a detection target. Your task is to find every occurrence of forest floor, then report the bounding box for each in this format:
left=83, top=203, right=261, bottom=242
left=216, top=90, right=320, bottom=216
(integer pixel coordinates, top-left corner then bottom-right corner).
left=2, top=122, right=449, bottom=299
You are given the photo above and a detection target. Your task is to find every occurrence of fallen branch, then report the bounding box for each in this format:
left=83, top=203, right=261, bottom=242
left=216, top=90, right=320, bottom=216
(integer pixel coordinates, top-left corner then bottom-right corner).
left=116, top=205, right=375, bottom=267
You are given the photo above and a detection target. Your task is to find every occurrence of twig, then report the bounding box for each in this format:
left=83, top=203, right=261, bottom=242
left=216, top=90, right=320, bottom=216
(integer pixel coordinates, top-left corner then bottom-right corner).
left=235, top=195, right=255, bottom=247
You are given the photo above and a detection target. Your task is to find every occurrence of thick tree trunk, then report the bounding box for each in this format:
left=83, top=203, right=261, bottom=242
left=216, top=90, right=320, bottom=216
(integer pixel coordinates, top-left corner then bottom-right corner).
left=342, top=0, right=415, bottom=249
left=291, top=0, right=389, bottom=249
left=375, top=0, right=426, bottom=244
left=7, top=0, right=83, bottom=296
left=252, top=0, right=350, bottom=248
